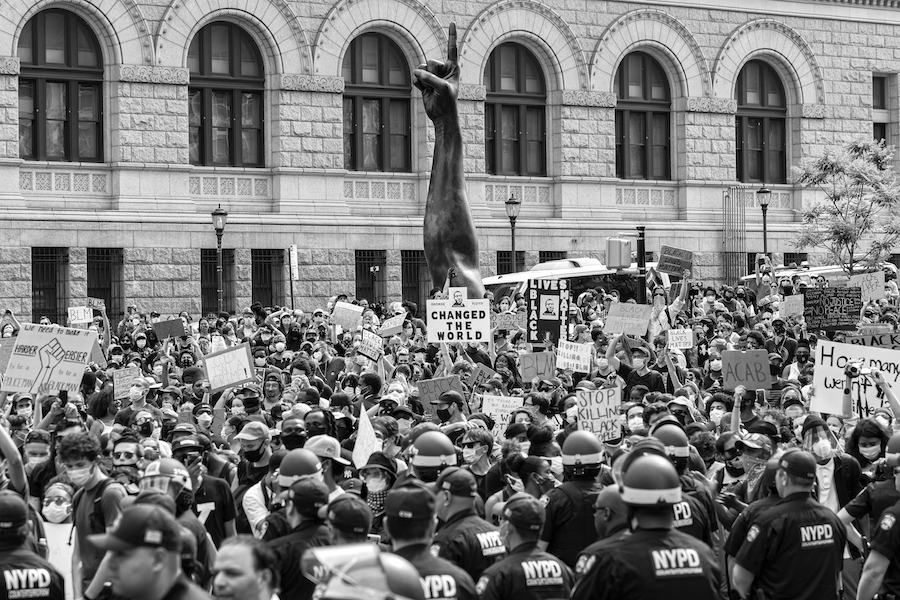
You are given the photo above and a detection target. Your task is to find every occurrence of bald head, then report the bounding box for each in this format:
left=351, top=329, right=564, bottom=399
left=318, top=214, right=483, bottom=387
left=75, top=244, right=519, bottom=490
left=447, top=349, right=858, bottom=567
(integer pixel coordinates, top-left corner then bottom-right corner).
left=594, top=485, right=629, bottom=540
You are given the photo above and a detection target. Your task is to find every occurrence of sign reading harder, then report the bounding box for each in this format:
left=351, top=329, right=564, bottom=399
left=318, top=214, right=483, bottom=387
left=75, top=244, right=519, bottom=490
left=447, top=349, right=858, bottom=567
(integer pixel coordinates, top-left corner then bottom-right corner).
left=526, top=279, right=569, bottom=346
left=427, top=288, right=491, bottom=343
left=577, top=387, right=621, bottom=440
left=201, top=342, right=255, bottom=393
left=603, top=303, right=653, bottom=336
left=556, top=341, right=592, bottom=373
left=657, top=245, right=693, bottom=276
left=813, top=339, right=900, bottom=416
left=2, top=324, right=96, bottom=394
left=722, top=350, right=771, bottom=390
left=802, top=287, right=862, bottom=331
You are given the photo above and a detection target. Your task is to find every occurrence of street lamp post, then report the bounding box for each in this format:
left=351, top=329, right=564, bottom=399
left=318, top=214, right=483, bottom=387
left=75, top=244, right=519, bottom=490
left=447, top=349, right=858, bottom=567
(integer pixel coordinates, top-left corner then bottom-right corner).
left=505, top=194, right=521, bottom=272
left=211, top=205, right=228, bottom=314
left=757, top=186, right=771, bottom=258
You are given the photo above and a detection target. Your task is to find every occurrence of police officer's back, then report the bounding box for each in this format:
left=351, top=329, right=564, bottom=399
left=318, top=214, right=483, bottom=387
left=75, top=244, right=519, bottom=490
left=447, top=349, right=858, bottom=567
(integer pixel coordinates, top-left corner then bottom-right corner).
left=476, top=493, right=574, bottom=600
left=0, top=492, right=64, bottom=600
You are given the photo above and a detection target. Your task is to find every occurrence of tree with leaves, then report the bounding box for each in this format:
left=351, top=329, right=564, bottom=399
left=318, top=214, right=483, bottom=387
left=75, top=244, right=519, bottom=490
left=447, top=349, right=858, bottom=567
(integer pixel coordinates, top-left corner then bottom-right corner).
left=794, top=140, right=900, bottom=277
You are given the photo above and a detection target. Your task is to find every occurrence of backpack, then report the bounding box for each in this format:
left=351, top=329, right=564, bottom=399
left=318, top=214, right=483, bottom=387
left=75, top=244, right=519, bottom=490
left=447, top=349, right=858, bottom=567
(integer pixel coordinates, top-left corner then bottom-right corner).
left=72, top=479, right=131, bottom=535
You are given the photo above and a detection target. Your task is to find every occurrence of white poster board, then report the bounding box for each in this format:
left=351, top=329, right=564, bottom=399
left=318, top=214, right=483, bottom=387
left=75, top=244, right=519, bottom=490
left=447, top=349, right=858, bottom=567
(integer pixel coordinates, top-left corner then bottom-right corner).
left=481, top=394, right=525, bottom=438
left=201, top=342, right=255, bottom=393
left=379, top=312, right=406, bottom=338
left=667, top=329, right=694, bottom=350
left=357, top=329, right=384, bottom=361
left=352, top=407, right=381, bottom=468
left=332, top=302, right=364, bottom=332
left=2, top=324, right=96, bottom=394
left=67, top=306, right=92, bottom=325
left=576, top=387, right=621, bottom=441
left=782, top=294, right=805, bottom=319
left=426, top=297, right=491, bottom=343
left=812, top=339, right=900, bottom=416
left=603, top=303, right=653, bottom=336
left=849, top=271, right=885, bottom=302
left=556, top=341, right=592, bottom=373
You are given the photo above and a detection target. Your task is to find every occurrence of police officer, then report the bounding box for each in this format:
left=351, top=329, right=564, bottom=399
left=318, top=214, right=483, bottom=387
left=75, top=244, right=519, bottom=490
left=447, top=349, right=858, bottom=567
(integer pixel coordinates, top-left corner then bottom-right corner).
left=475, top=493, right=574, bottom=600
left=571, top=449, right=720, bottom=600
left=432, top=468, right=505, bottom=580
left=384, top=483, right=477, bottom=600
left=537, top=430, right=603, bottom=568
left=732, top=449, right=846, bottom=600
left=0, top=492, right=64, bottom=600
left=858, top=469, right=900, bottom=600
left=403, top=430, right=458, bottom=484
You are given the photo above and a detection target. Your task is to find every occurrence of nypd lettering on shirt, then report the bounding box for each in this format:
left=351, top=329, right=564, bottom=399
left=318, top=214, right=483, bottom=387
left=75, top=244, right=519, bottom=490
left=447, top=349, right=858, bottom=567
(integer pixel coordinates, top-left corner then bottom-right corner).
left=421, top=574, right=458, bottom=600
left=476, top=531, right=505, bottom=556
left=673, top=501, right=694, bottom=529
left=521, top=560, right=564, bottom=587
left=800, top=524, right=834, bottom=548
left=3, top=568, right=53, bottom=599
left=650, top=548, right=702, bottom=577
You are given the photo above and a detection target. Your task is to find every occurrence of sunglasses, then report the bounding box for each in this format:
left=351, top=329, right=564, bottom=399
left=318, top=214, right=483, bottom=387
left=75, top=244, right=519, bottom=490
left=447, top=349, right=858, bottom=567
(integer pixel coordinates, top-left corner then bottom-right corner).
left=113, top=451, right=136, bottom=460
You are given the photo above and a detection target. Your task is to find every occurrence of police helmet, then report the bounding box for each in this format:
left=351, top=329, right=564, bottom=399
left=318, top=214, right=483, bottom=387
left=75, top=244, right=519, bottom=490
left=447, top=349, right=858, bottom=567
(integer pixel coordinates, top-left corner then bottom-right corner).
left=277, top=448, right=324, bottom=488
left=302, top=543, right=424, bottom=600
left=561, top=430, right=603, bottom=470
left=408, top=431, right=456, bottom=483
left=619, top=451, right=681, bottom=507
left=651, top=423, right=691, bottom=472
left=141, top=458, right=192, bottom=496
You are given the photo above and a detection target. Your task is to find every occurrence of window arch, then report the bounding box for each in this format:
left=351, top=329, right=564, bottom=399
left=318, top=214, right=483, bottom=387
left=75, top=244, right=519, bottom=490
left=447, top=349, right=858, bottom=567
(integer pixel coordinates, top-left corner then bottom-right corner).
left=614, top=52, right=670, bottom=180
left=735, top=60, right=786, bottom=183
left=188, top=22, right=264, bottom=167
left=17, top=10, right=103, bottom=162
left=342, top=33, right=411, bottom=172
left=483, top=43, right=546, bottom=176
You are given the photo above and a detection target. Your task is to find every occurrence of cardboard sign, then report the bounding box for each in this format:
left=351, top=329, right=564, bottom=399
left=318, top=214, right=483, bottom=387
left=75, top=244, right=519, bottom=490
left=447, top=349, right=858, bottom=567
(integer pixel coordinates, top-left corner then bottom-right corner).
left=201, top=342, right=255, bottom=393
left=491, top=312, right=526, bottom=331
left=577, top=387, right=621, bottom=440
left=858, top=324, right=895, bottom=336
left=154, top=318, right=189, bottom=340
left=850, top=271, right=885, bottom=302
left=519, top=352, right=556, bottom=382
left=0, top=336, right=16, bottom=382
left=481, top=394, right=525, bottom=438
left=781, top=294, right=804, bottom=319
left=603, top=303, right=653, bottom=336
left=802, top=287, right=862, bottom=331
left=657, top=245, right=693, bottom=276
left=556, top=341, right=592, bottom=373
left=113, top=366, right=142, bottom=400
left=332, top=302, right=364, bottom=332
left=379, top=312, right=406, bottom=338
left=357, top=329, right=384, bottom=361
left=418, top=375, right=465, bottom=406
left=722, top=350, right=771, bottom=390
left=68, top=306, right=92, bottom=325
left=526, top=279, right=569, bottom=346
left=1, top=324, right=97, bottom=394
left=812, top=339, right=900, bottom=416
left=845, top=333, right=900, bottom=350
left=352, top=407, right=381, bottom=469
left=667, top=329, right=694, bottom=350
left=90, top=339, right=107, bottom=368
left=426, top=298, right=491, bottom=343
left=86, top=297, right=105, bottom=309
left=467, top=363, right=498, bottom=389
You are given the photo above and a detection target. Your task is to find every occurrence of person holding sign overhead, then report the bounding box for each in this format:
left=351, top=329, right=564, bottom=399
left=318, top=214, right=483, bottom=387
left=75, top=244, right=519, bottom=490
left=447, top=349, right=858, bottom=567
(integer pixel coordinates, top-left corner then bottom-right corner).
left=605, top=336, right=665, bottom=400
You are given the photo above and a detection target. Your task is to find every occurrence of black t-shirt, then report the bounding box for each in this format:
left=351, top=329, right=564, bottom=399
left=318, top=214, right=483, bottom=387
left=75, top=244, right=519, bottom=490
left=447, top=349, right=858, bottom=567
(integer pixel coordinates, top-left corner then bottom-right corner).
left=268, top=521, right=332, bottom=600
left=0, top=544, right=65, bottom=600
left=616, top=363, right=665, bottom=400
left=844, top=478, right=900, bottom=535
left=159, top=573, right=212, bottom=600
left=868, top=499, right=900, bottom=594
left=192, top=475, right=236, bottom=548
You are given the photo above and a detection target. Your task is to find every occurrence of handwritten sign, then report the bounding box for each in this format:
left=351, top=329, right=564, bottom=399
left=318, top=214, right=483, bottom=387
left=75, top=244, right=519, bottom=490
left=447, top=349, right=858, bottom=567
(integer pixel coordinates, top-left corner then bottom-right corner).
left=357, top=329, right=384, bottom=361
left=850, top=271, right=885, bottom=302
left=577, top=387, right=621, bottom=440
left=468, top=363, right=498, bottom=389
left=667, top=329, right=694, bottom=350
left=556, top=341, right=592, bottom=373
left=657, top=245, right=693, bottom=276
left=332, top=302, right=364, bottom=332
left=2, top=324, right=96, bottom=394
left=379, top=312, right=406, bottom=338
left=781, top=294, right=804, bottom=319
left=845, top=333, right=900, bottom=350
left=201, top=342, right=254, bottom=393
left=0, top=336, right=16, bottom=380
left=153, top=318, right=189, bottom=340
left=426, top=298, right=491, bottom=343
left=603, top=303, right=653, bottom=336
left=86, top=297, right=105, bottom=309
left=418, top=375, right=465, bottom=406
left=858, top=324, right=895, bottom=336
left=491, top=312, right=525, bottom=331
left=803, top=287, right=862, bottom=331
left=481, top=394, right=524, bottom=438
left=90, top=339, right=107, bottom=368
left=812, top=339, right=900, bottom=416
left=352, top=407, right=381, bottom=469
left=519, top=352, right=556, bottom=382
left=722, top=350, right=771, bottom=390
left=68, top=306, right=92, bottom=325
left=113, top=366, right=142, bottom=400
left=526, top=279, right=569, bottom=346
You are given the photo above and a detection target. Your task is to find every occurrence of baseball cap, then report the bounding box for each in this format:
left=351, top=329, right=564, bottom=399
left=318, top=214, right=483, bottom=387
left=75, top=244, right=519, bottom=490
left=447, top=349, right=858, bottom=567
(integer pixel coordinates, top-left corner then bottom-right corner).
left=339, top=478, right=364, bottom=496
left=328, top=495, right=373, bottom=535
left=386, top=483, right=436, bottom=520
left=234, top=421, right=270, bottom=442
left=171, top=436, right=203, bottom=453
left=305, top=435, right=351, bottom=465
left=289, top=478, right=329, bottom=518
left=779, top=448, right=817, bottom=480
left=768, top=352, right=785, bottom=362
left=87, top=504, right=182, bottom=552
left=171, top=423, right=197, bottom=435
left=500, top=492, right=545, bottom=532
left=434, top=467, right=477, bottom=497
left=736, top=433, right=774, bottom=455
left=192, top=403, right=213, bottom=417
left=392, top=405, right=414, bottom=420
left=631, top=346, right=650, bottom=357
left=434, top=390, right=464, bottom=406
left=0, top=492, right=27, bottom=530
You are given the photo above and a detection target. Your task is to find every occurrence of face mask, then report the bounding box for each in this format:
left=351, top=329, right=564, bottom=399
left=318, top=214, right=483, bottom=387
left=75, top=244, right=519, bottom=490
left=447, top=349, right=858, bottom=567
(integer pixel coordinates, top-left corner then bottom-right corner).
left=597, top=358, right=609, bottom=371
left=111, top=354, right=123, bottom=363
left=275, top=343, right=285, bottom=352
left=137, top=340, right=147, bottom=348
left=770, top=364, right=782, bottom=376
left=632, top=358, right=645, bottom=371
left=565, top=406, right=578, bottom=423
left=812, top=438, right=833, bottom=460
left=18, top=407, right=32, bottom=419
left=67, top=465, right=94, bottom=487
left=130, top=389, right=144, bottom=402
left=307, top=424, right=326, bottom=437
left=27, top=456, right=49, bottom=469
left=709, top=360, right=722, bottom=371
left=519, top=441, right=531, bottom=455
left=137, top=422, right=153, bottom=437
left=255, top=358, right=266, bottom=367
left=366, top=476, right=388, bottom=494
left=796, top=354, right=809, bottom=364
left=628, top=417, right=644, bottom=433
left=243, top=444, right=267, bottom=463
left=42, top=502, right=71, bottom=524
left=877, top=416, right=892, bottom=430
left=860, top=445, right=882, bottom=461
left=462, top=447, right=483, bottom=465
left=548, top=456, right=564, bottom=477
left=436, top=408, right=452, bottom=422
left=282, top=432, right=307, bottom=450
left=197, top=415, right=213, bottom=428
left=506, top=475, right=525, bottom=494
left=396, top=418, right=412, bottom=434
left=151, top=426, right=162, bottom=440
left=709, top=408, right=725, bottom=424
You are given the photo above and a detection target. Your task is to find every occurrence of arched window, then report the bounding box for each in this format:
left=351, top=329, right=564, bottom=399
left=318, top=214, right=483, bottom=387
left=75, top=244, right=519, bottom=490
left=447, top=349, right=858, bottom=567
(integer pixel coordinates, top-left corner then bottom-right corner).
left=18, top=10, right=103, bottom=162
left=188, top=22, right=264, bottom=167
left=735, top=60, right=786, bottom=183
left=614, top=52, right=670, bottom=180
left=342, top=33, right=411, bottom=172
left=483, top=43, right=546, bottom=176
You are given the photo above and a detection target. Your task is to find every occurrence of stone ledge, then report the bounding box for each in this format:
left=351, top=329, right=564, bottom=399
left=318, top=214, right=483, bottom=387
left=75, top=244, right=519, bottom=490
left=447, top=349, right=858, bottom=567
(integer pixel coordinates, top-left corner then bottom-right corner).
left=686, top=97, right=737, bottom=114
left=802, top=104, right=826, bottom=119
left=0, top=56, right=19, bottom=75
left=459, top=84, right=486, bottom=101
left=562, top=91, right=616, bottom=107
left=117, top=65, right=189, bottom=85
left=281, top=75, right=344, bottom=93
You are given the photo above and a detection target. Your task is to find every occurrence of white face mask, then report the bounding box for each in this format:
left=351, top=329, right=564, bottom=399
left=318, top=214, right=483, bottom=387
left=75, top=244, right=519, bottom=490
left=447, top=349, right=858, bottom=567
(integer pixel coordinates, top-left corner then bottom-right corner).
left=709, top=360, right=722, bottom=371
left=860, top=445, right=882, bottom=461
left=628, top=416, right=644, bottom=433
left=812, top=438, right=833, bottom=460
left=365, top=476, right=388, bottom=494
left=18, top=407, right=32, bottom=419
left=462, top=447, right=483, bottom=465
left=709, top=408, right=725, bottom=424
left=67, top=465, right=94, bottom=487
left=597, top=358, right=609, bottom=371
left=548, top=456, right=564, bottom=477
left=42, top=502, right=72, bottom=524
left=129, top=388, right=144, bottom=401
left=506, top=475, right=525, bottom=494
left=519, top=441, right=531, bottom=455
left=197, top=415, right=213, bottom=427
left=632, top=358, right=645, bottom=371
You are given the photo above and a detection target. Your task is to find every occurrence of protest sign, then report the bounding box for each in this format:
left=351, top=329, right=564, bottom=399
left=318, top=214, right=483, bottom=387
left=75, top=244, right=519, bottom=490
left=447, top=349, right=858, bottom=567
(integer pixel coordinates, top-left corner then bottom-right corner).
left=113, top=366, right=142, bottom=400
left=426, top=297, right=491, bottom=343
left=657, top=245, right=693, bottom=276
left=352, top=407, right=381, bottom=468
left=379, top=312, right=406, bottom=337
left=201, top=342, right=254, bottom=393
left=849, top=271, right=885, bottom=302
left=418, top=375, right=465, bottom=406
left=491, top=312, right=525, bottom=331
left=468, top=363, right=498, bottom=389
left=526, top=279, right=569, bottom=346
left=845, top=333, right=900, bottom=350
left=802, top=287, right=862, bottom=331
left=0, top=336, right=15, bottom=382
left=86, top=297, right=105, bottom=309
left=332, top=302, right=364, bottom=332
left=781, top=294, right=804, bottom=319
left=603, top=303, right=653, bottom=336
left=556, top=341, right=592, bottom=373
left=153, top=318, right=189, bottom=340
left=858, top=324, right=895, bottom=336
left=289, top=245, right=299, bottom=281
left=2, top=324, right=96, bottom=394
left=721, top=350, right=771, bottom=390
left=90, top=339, right=107, bottom=368
left=357, top=329, right=383, bottom=361
left=67, top=306, right=92, bottom=325
left=667, top=329, right=694, bottom=350
left=576, top=387, right=621, bottom=440
left=812, top=339, right=900, bottom=416
left=519, top=352, right=556, bottom=381
left=481, top=394, right=525, bottom=438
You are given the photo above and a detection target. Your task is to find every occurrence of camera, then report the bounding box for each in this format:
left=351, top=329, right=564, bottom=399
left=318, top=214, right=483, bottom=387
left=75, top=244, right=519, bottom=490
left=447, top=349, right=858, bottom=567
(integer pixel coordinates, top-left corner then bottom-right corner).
left=845, top=361, right=872, bottom=378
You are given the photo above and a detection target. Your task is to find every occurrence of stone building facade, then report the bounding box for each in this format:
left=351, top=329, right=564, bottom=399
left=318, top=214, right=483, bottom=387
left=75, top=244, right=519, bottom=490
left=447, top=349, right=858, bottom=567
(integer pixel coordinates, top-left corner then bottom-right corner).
left=0, top=0, right=897, bottom=320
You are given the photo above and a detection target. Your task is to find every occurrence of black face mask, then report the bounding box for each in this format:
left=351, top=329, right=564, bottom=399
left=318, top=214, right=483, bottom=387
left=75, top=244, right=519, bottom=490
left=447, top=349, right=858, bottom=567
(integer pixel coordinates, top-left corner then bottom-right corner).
left=437, top=408, right=452, bottom=422
left=282, top=432, right=307, bottom=450
left=796, top=354, right=809, bottom=364
left=137, top=422, right=153, bottom=437
left=243, top=443, right=267, bottom=463
left=725, top=463, right=745, bottom=477
left=770, top=364, right=782, bottom=376
left=306, top=424, right=327, bottom=437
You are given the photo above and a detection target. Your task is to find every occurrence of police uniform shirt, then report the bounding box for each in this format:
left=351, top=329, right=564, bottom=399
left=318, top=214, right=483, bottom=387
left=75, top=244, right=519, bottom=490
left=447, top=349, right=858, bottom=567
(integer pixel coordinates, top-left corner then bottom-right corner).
left=192, top=475, right=236, bottom=548
left=432, top=509, right=505, bottom=581
left=844, top=478, right=900, bottom=535
left=570, top=528, right=720, bottom=600
left=539, top=479, right=602, bottom=568
left=268, top=520, right=332, bottom=600
left=159, top=573, right=213, bottom=600
left=475, top=541, right=574, bottom=600
left=0, top=544, right=65, bottom=600
left=260, top=507, right=291, bottom=542
left=573, top=530, right=631, bottom=582
left=734, top=492, right=846, bottom=600
left=723, top=494, right=780, bottom=558
left=672, top=491, right=713, bottom=547
left=394, top=543, right=477, bottom=600
left=866, top=500, right=900, bottom=594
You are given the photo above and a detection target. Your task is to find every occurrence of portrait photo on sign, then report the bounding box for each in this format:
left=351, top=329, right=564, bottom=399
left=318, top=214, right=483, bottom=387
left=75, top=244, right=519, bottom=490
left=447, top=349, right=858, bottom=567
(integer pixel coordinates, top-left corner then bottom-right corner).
left=540, top=295, right=559, bottom=319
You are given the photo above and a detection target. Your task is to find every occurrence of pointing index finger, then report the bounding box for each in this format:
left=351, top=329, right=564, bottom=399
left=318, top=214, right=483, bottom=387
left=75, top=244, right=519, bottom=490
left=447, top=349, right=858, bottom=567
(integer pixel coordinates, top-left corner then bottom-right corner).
left=447, top=22, right=458, bottom=63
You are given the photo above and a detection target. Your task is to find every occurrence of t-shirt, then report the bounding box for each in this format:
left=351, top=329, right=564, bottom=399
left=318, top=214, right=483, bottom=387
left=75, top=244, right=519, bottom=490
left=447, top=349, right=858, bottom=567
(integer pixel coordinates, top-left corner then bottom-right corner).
left=193, top=476, right=236, bottom=548
left=616, top=363, right=665, bottom=401
left=73, top=478, right=127, bottom=585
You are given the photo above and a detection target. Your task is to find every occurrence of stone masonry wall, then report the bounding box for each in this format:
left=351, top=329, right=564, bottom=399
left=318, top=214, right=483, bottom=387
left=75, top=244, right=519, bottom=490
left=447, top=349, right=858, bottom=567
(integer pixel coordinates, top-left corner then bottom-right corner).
left=123, top=248, right=201, bottom=315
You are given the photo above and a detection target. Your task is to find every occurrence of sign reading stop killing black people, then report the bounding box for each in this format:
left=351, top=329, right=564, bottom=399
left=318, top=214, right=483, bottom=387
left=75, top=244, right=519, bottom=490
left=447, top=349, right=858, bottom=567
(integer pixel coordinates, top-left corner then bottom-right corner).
left=527, top=279, right=569, bottom=346
left=802, top=287, right=862, bottom=331
left=426, top=288, right=491, bottom=343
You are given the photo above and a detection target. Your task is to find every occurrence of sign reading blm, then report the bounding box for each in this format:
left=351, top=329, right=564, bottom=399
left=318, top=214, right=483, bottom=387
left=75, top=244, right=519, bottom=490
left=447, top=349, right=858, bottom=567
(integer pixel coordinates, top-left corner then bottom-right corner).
left=802, top=287, right=862, bottom=331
